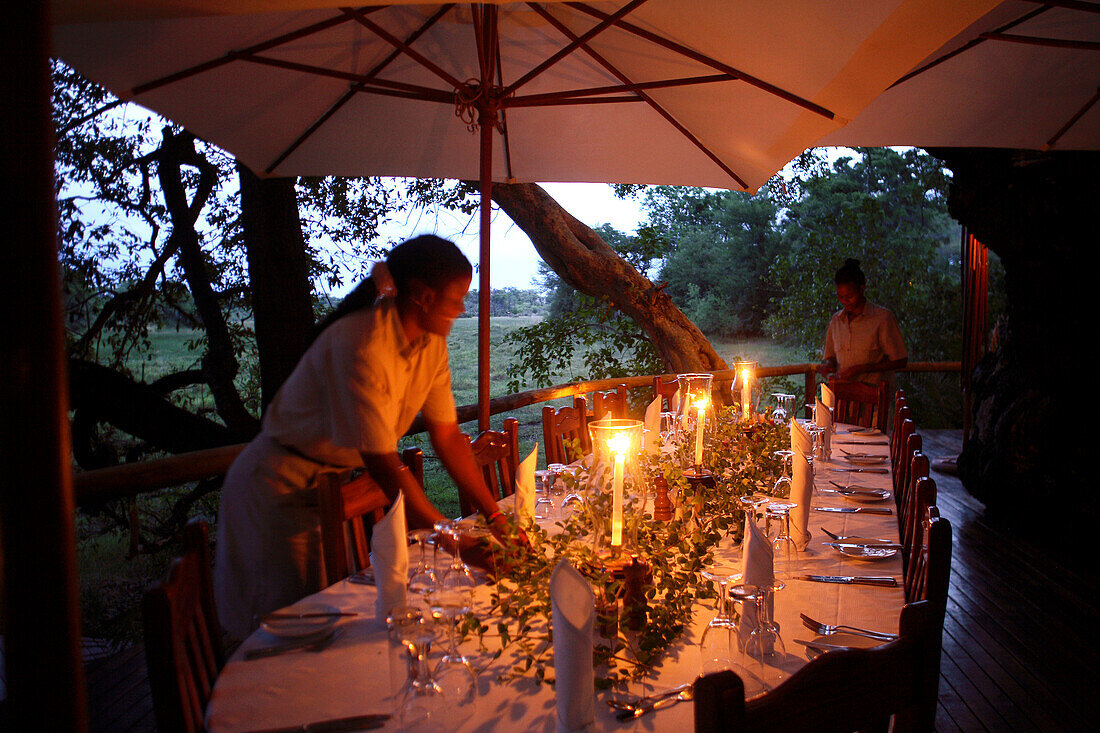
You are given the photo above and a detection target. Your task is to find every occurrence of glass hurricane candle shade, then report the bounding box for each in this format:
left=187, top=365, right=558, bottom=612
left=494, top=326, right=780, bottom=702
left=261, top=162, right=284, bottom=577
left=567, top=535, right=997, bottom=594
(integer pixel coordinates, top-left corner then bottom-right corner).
left=735, top=361, right=756, bottom=422
left=675, top=373, right=714, bottom=476
left=586, top=419, right=646, bottom=559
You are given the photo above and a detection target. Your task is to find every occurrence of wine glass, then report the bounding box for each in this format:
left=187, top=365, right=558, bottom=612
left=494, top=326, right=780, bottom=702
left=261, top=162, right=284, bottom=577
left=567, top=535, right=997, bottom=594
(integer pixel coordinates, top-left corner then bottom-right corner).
left=765, top=501, right=800, bottom=579
left=533, top=469, right=551, bottom=520
left=699, top=569, right=742, bottom=675
left=407, top=528, right=437, bottom=606
left=433, top=519, right=476, bottom=604
left=772, top=450, right=794, bottom=496
left=396, top=611, right=447, bottom=732
left=738, top=494, right=771, bottom=529
left=547, top=462, right=566, bottom=518
left=770, top=393, right=789, bottom=425
left=427, top=586, right=478, bottom=724
left=560, top=465, right=584, bottom=516
left=744, top=580, right=788, bottom=692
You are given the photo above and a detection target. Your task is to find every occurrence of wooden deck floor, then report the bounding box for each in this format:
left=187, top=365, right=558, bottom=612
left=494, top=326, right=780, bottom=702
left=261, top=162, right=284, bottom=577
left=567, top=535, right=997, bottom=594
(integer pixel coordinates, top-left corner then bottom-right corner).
left=74, top=429, right=1097, bottom=732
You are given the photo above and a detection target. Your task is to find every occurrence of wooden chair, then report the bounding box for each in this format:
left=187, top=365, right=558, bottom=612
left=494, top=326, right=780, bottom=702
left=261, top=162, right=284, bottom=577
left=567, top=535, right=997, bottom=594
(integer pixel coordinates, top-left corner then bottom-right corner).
left=461, top=417, right=520, bottom=517
left=401, top=446, right=424, bottom=487
left=891, top=410, right=913, bottom=470
left=694, top=601, right=934, bottom=733
left=906, top=508, right=951, bottom=728
left=894, top=433, right=922, bottom=514
left=899, top=452, right=930, bottom=550
left=903, top=477, right=937, bottom=600
left=542, top=395, right=590, bottom=465
left=142, top=518, right=225, bottom=733
left=652, top=375, right=679, bottom=411
left=590, top=383, right=628, bottom=420
left=827, top=379, right=889, bottom=432
left=316, top=469, right=392, bottom=587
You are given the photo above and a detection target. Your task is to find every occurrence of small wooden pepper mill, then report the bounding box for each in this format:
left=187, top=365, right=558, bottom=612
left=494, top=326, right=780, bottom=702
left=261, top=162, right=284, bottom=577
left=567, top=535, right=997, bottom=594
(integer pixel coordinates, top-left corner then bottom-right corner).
left=653, top=474, right=672, bottom=522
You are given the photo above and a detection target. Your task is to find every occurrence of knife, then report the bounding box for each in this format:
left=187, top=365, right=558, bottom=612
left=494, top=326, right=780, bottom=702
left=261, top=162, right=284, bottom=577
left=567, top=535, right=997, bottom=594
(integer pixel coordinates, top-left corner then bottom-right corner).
left=259, top=611, right=358, bottom=621
left=835, top=440, right=888, bottom=445
left=794, top=639, right=860, bottom=652
left=813, top=506, right=893, bottom=515
left=824, top=483, right=889, bottom=497
left=245, top=713, right=390, bottom=733
left=830, top=467, right=888, bottom=474
left=823, top=541, right=902, bottom=550
left=799, top=574, right=898, bottom=587
left=244, top=629, right=336, bottom=660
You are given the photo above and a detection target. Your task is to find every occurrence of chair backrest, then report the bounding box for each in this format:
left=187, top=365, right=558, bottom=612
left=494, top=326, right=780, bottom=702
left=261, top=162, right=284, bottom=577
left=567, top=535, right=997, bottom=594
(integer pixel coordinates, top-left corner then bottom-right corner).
left=909, top=507, right=952, bottom=609
left=652, top=376, right=679, bottom=411
left=827, top=379, right=889, bottom=432
left=891, top=410, right=913, bottom=470
left=902, top=473, right=937, bottom=598
left=694, top=601, right=934, bottom=733
left=401, top=446, right=424, bottom=487
left=142, top=518, right=224, bottom=733
left=900, top=452, right=930, bottom=547
left=542, top=395, right=590, bottom=465
left=590, top=383, right=628, bottom=420
left=316, top=469, right=391, bottom=587
left=462, top=417, right=520, bottom=517
left=894, top=433, right=922, bottom=513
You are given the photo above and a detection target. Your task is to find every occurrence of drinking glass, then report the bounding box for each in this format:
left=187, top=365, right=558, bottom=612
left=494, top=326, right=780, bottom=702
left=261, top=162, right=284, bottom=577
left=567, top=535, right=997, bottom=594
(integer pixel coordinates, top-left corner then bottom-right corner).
left=546, top=462, right=566, bottom=518
left=738, top=494, right=771, bottom=529
left=699, top=570, right=742, bottom=675
left=533, top=469, right=551, bottom=519
left=560, top=465, right=584, bottom=515
left=770, top=393, right=789, bottom=425
left=396, top=611, right=447, bottom=732
left=433, top=519, right=476, bottom=604
left=744, top=580, right=788, bottom=692
left=427, top=586, right=478, bottom=723
left=772, top=450, right=794, bottom=496
left=765, top=501, right=800, bottom=579
left=407, top=529, right=437, bottom=606
left=386, top=606, right=423, bottom=704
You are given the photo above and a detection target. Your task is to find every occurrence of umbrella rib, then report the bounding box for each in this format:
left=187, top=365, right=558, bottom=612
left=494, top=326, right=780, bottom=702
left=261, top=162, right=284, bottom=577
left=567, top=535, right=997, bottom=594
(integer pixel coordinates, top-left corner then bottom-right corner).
left=530, top=3, right=748, bottom=190
left=1045, top=86, right=1100, bottom=149
left=888, top=5, right=1051, bottom=89
left=128, top=9, right=368, bottom=97
left=566, top=1, right=835, bottom=120
left=507, top=74, right=737, bottom=107
left=979, top=31, right=1100, bottom=51
left=495, top=30, right=515, bottom=182
left=341, top=5, right=467, bottom=92
left=503, top=0, right=650, bottom=97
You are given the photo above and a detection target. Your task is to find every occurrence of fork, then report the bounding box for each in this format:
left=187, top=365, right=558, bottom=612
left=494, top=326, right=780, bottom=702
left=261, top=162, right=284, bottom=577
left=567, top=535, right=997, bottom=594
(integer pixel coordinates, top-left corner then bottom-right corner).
left=821, top=527, right=862, bottom=542
left=799, top=613, right=897, bottom=641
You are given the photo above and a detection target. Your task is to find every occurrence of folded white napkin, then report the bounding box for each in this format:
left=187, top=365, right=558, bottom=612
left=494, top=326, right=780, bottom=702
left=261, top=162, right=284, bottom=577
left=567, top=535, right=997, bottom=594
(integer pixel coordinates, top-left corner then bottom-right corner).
left=644, top=396, right=661, bottom=456
left=369, top=492, right=408, bottom=624
left=552, top=561, right=595, bottom=733
left=788, top=451, right=813, bottom=550
left=739, top=515, right=774, bottom=649
left=515, top=443, right=538, bottom=525
left=815, top=397, right=833, bottom=457
left=821, top=382, right=835, bottom=410
left=790, top=418, right=812, bottom=458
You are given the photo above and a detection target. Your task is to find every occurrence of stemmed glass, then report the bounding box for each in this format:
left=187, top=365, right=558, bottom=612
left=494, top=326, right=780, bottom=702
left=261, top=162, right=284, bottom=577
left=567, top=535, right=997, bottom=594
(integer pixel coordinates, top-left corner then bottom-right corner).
left=772, top=450, right=794, bottom=497
left=744, top=580, right=788, bottom=692
left=427, top=585, right=478, bottom=723
left=560, top=465, right=584, bottom=515
left=738, top=494, right=771, bottom=529
left=765, top=501, right=800, bottom=579
left=407, top=529, right=437, bottom=607
left=395, top=610, right=447, bottom=732
left=432, top=519, right=477, bottom=604
left=699, top=570, right=742, bottom=675
left=770, top=393, right=790, bottom=425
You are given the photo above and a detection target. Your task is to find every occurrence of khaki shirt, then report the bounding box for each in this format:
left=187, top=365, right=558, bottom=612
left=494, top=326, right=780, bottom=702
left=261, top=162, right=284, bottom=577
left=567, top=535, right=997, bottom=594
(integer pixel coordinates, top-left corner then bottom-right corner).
left=822, top=301, right=907, bottom=385
left=264, top=297, right=456, bottom=464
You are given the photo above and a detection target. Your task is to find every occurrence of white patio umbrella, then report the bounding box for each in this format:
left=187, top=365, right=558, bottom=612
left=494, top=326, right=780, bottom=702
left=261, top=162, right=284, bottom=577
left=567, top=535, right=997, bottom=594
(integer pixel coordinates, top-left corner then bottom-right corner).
left=818, top=0, right=1100, bottom=150
left=51, top=0, right=999, bottom=428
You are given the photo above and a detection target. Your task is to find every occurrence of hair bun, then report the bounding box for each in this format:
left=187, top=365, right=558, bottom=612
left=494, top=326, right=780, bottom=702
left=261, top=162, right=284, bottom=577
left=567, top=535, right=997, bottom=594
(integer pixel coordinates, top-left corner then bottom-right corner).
left=844, top=258, right=860, bottom=268
left=370, top=260, right=396, bottom=298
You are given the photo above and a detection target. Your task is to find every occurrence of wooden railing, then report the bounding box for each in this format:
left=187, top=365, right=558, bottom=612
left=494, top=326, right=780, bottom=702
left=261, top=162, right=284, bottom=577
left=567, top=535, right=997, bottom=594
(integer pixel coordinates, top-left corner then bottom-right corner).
left=72, top=361, right=959, bottom=507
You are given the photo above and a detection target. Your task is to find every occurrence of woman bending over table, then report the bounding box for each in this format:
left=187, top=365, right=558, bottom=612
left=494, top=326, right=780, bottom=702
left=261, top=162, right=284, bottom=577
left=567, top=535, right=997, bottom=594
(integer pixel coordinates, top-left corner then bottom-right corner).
left=214, top=235, right=522, bottom=640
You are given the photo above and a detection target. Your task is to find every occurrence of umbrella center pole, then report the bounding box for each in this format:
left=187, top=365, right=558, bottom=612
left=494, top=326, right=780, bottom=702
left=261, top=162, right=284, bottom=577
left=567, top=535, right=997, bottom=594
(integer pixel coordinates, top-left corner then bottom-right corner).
left=476, top=100, right=496, bottom=433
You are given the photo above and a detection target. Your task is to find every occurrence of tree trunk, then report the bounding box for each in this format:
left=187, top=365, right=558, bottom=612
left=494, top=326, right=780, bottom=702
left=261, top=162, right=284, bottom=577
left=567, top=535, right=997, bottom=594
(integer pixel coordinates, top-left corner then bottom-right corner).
left=157, top=129, right=259, bottom=440
left=238, top=165, right=315, bottom=410
left=491, top=182, right=728, bottom=375
left=929, top=148, right=1096, bottom=543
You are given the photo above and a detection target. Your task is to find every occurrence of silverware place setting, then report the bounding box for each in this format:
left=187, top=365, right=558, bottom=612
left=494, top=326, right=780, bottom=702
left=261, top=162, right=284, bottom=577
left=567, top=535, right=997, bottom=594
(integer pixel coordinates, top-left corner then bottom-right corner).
left=799, top=613, right=898, bottom=641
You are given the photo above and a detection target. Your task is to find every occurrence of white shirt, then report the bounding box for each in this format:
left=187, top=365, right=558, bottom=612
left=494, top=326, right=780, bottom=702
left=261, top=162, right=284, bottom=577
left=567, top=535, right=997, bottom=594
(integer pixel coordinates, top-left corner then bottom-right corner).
left=264, top=297, right=456, bottom=463
left=822, top=300, right=907, bottom=385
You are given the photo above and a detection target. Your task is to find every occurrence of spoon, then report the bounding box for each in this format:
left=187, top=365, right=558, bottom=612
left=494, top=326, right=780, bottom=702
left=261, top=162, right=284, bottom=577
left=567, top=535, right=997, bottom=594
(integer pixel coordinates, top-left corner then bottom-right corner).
left=615, top=685, right=695, bottom=721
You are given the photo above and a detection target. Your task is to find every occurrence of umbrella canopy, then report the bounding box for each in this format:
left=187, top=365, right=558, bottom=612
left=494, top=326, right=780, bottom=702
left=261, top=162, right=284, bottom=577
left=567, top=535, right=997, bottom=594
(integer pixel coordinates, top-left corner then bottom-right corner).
left=51, top=0, right=999, bottom=427
left=818, top=0, right=1100, bottom=150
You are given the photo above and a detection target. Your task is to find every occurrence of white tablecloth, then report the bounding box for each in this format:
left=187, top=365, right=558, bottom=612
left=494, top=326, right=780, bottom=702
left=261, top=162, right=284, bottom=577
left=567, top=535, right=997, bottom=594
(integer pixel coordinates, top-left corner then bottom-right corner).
left=206, top=425, right=902, bottom=732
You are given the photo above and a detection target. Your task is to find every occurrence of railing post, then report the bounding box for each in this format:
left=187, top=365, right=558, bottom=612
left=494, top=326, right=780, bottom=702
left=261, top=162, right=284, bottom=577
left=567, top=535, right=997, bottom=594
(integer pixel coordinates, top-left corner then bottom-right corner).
left=805, top=368, right=817, bottom=415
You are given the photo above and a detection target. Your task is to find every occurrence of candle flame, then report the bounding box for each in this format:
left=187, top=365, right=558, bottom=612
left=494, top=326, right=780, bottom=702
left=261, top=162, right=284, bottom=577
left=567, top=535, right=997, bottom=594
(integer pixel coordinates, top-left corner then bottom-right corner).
left=695, top=396, right=710, bottom=412
left=607, top=434, right=631, bottom=455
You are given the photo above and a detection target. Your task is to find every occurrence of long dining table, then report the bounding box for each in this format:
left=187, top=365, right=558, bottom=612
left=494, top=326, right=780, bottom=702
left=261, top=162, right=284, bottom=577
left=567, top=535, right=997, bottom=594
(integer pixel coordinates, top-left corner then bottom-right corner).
left=205, top=423, right=904, bottom=732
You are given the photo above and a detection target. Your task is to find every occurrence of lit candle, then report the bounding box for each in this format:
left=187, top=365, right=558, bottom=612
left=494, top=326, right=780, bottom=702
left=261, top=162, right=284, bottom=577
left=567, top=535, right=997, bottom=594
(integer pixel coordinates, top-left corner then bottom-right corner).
left=740, top=363, right=753, bottom=421
left=608, top=434, right=630, bottom=550
left=694, top=396, right=709, bottom=467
